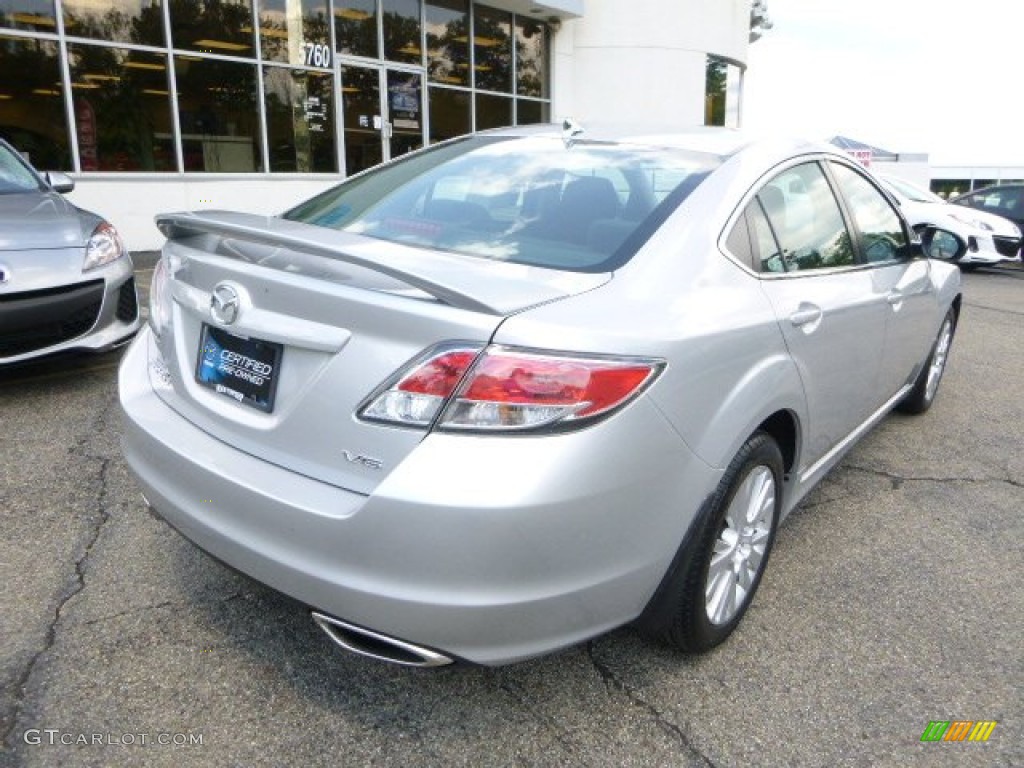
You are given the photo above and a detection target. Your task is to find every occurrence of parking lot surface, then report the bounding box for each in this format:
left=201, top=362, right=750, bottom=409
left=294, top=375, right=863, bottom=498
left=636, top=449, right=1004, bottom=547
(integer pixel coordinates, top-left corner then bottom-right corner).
left=1, top=263, right=1021, bottom=768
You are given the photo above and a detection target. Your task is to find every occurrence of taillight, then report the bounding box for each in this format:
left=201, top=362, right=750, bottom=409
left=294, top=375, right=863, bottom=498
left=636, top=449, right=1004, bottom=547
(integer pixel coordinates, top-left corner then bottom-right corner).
left=149, top=256, right=171, bottom=337
left=360, top=346, right=482, bottom=427
left=360, top=344, right=663, bottom=433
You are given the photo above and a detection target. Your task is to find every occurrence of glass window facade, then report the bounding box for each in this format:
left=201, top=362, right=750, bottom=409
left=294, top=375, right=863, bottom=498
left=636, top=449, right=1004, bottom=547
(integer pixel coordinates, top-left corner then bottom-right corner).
left=0, top=0, right=56, bottom=32
left=264, top=66, right=336, bottom=171
left=259, top=0, right=330, bottom=66
left=425, top=0, right=467, bottom=86
left=705, top=55, right=741, bottom=128
left=473, top=5, right=510, bottom=93
left=175, top=55, right=261, bottom=171
left=515, top=15, right=546, bottom=98
left=0, top=1, right=550, bottom=174
left=0, top=34, right=70, bottom=168
left=63, top=0, right=164, bottom=45
left=68, top=44, right=174, bottom=171
left=334, top=0, right=376, bottom=58
left=382, top=0, right=420, bottom=64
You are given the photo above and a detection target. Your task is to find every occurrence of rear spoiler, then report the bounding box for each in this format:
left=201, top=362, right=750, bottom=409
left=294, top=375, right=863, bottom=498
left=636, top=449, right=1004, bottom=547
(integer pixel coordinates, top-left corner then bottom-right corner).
left=157, top=211, right=500, bottom=314
left=156, top=211, right=607, bottom=317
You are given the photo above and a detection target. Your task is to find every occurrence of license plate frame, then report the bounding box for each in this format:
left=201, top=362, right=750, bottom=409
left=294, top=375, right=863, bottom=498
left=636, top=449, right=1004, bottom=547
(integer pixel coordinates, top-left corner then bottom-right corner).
left=195, top=324, right=283, bottom=413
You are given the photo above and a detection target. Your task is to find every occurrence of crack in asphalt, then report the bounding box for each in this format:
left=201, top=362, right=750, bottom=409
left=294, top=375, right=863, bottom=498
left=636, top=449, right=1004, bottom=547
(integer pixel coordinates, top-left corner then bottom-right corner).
left=75, top=591, right=247, bottom=630
left=2, top=394, right=117, bottom=752
left=842, top=463, right=1023, bottom=490
left=586, top=643, right=717, bottom=768
left=962, top=299, right=1024, bottom=318
left=2, top=458, right=111, bottom=752
left=498, top=677, right=583, bottom=765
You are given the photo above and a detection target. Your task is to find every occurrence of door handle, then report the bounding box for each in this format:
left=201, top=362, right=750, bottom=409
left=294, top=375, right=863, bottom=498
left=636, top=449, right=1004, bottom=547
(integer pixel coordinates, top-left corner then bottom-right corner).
left=789, top=304, right=823, bottom=328
left=886, top=290, right=903, bottom=307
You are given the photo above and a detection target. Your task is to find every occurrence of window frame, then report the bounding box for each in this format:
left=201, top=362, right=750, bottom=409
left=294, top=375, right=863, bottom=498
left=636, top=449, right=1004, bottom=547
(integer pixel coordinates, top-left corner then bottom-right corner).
left=720, top=154, right=916, bottom=279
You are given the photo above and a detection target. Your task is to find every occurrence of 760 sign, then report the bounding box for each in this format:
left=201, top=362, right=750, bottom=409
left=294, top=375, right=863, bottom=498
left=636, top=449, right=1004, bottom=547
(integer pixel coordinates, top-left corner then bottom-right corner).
left=303, top=43, right=331, bottom=68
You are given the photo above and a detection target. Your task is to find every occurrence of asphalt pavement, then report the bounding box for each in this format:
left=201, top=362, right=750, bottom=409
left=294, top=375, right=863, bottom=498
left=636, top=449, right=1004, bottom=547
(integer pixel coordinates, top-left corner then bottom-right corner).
left=1, top=263, right=1021, bottom=768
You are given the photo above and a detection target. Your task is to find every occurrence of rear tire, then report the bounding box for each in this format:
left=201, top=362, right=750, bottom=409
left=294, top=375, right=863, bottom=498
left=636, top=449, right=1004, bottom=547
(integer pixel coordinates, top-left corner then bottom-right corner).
left=637, top=432, right=783, bottom=652
left=898, top=309, right=956, bottom=415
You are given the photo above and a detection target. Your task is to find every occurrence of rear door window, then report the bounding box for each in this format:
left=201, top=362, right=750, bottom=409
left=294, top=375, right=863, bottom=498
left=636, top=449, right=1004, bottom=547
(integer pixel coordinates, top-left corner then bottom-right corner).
left=756, top=162, right=855, bottom=272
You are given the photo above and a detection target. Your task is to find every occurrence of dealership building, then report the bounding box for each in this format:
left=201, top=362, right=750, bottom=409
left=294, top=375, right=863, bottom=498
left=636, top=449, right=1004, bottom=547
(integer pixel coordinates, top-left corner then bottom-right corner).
left=0, top=0, right=757, bottom=248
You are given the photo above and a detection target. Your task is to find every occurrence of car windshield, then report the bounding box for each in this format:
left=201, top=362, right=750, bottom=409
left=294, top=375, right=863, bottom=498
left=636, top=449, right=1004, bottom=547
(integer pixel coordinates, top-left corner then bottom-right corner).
left=284, top=135, right=720, bottom=273
left=882, top=175, right=944, bottom=204
left=0, top=143, right=44, bottom=195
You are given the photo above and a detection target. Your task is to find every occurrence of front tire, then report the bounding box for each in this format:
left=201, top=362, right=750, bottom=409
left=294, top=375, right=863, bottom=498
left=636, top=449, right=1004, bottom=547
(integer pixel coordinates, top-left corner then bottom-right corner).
left=637, top=432, right=783, bottom=652
left=898, top=309, right=956, bottom=414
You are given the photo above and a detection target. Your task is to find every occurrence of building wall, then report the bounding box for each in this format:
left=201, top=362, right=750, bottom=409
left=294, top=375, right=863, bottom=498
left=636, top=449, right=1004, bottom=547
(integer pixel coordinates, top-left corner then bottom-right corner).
left=553, top=0, right=750, bottom=125
left=62, top=176, right=338, bottom=252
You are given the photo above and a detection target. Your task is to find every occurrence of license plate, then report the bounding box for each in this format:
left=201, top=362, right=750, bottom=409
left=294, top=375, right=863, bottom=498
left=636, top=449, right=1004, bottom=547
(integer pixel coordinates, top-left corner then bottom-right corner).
left=196, top=324, right=282, bottom=413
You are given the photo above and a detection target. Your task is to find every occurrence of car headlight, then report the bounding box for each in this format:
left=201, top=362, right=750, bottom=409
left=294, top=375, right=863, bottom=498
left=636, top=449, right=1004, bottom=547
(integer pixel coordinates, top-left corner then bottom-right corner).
left=947, top=211, right=993, bottom=232
left=83, top=222, right=127, bottom=271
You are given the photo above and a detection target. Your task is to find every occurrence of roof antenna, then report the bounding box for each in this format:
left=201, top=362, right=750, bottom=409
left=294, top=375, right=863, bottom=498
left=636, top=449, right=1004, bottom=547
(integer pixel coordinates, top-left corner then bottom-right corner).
left=562, top=118, right=584, bottom=147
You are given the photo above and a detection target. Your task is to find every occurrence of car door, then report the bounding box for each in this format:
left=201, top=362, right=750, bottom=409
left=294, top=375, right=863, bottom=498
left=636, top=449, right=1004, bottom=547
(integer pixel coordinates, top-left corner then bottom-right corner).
left=825, top=161, right=936, bottom=399
left=738, top=161, right=889, bottom=467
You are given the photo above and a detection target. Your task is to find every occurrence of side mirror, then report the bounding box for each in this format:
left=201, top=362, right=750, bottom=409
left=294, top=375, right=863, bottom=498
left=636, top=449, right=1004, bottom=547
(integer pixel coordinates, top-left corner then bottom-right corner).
left=920, top=227, right=966, bottom=261
left=43, top=171, right=75, bottom=194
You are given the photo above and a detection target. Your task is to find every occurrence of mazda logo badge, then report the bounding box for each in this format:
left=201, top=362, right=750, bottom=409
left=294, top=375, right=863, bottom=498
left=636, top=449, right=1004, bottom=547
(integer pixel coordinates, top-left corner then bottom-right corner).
left=210, top=283, right=241, bottom=325
left=0, top=263, right=9, bottom=285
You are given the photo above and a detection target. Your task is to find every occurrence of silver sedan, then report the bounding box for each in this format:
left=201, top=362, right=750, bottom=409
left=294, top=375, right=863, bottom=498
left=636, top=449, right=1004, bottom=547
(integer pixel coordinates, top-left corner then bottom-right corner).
left=0, top=139, right=140, bottom=365
left=119, top=125, right=961, bottom=666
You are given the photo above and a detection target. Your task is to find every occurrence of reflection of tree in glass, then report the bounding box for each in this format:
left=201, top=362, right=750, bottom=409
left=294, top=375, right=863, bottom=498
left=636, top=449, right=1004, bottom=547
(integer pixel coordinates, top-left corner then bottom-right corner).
left=260, top=0, right=329, bottom=64
left=426, top=10, right=468, bottom=86
left=0, top=38, right=71, bottom=168
left=334, top=14, right=377, bottom=57
left=169, top=0, right=254, bottom=51
left=515, top=20, right=546, bottom=98
left=473, top=7, right=511, bottom=93
left=822, top=230, right=855, bottom=267
left=63, top=0, right=164, bottom=46
left=70, top=45, right=173, bottom=171
left=705, top=57, right=726, bottom=126
left=264, top=69, right=335, bottom=173
left=178, top=58, right=257, bottom=127
left=175, top=57, right=260, bottom=170
left=382, top=9, right=421, bottom=65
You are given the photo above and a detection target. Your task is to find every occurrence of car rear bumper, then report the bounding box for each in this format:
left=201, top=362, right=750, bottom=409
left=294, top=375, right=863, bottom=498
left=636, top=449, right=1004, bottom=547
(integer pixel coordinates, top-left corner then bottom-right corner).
left=119, top=329, right=720, bottom=665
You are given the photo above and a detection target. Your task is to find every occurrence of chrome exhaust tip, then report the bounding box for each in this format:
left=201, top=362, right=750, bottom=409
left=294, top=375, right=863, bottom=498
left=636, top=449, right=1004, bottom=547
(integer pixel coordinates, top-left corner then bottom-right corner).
left=311, top=612, right=453, bottom=668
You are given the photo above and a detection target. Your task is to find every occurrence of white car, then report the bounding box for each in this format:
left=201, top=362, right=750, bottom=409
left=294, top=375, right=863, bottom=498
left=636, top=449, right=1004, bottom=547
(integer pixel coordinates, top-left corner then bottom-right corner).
left=880, top=175, right=1022, bottom=268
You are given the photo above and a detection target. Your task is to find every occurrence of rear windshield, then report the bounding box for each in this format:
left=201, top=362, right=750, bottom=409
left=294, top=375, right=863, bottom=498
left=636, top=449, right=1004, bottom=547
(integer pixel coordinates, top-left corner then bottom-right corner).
left=284, top=135, right=720, bottom=273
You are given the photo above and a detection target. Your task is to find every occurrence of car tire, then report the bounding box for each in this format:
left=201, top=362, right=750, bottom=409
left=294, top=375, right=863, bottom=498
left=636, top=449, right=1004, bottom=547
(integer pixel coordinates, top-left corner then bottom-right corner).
left=637, top=431, right=783, bottom=653
left=898, top=309, right=956, bottom=415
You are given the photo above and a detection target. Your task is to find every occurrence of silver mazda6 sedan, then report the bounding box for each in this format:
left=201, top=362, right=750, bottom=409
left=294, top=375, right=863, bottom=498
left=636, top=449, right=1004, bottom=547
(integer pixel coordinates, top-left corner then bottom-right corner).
left=119, top=125, right=961, bottom=666
left=0, top=139, right=140, bottom=365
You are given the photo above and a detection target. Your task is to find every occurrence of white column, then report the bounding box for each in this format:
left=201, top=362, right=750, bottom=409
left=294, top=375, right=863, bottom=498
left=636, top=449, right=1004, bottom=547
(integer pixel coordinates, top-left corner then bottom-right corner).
left=551, top=0, right=751, bottom=126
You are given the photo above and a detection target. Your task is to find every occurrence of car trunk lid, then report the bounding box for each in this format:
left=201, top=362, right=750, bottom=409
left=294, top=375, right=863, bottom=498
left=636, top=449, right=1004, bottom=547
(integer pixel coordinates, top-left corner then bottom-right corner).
left=150, top=211, right=608, bottom=494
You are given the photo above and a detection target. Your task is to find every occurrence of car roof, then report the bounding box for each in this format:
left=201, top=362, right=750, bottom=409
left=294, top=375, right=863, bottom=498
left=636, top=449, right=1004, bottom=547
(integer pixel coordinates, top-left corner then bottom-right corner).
left=475, top=123, right=837, bottom=162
